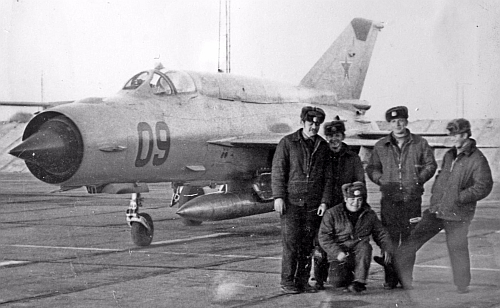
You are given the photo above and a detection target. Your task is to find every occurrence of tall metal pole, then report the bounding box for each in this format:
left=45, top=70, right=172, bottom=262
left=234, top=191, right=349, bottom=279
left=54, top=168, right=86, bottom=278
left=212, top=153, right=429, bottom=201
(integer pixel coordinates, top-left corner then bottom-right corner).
left=227, top=0, right=231, bottom=73
left=217, top=0, right=222, bottom=72
left=225, top=0, right=229, bottom=73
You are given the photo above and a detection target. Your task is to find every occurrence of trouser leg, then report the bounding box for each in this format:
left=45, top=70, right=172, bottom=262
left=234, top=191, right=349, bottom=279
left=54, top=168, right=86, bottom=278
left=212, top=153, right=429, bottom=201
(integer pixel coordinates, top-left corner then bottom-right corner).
left=312, top=226, right=330, bottom=285
left=395, top=209, right=443, bottom=287
left=382, top=223, right=401, bottom=287
left=353, top=241, right=372, bottom=283
left=280, top=206, right=303, bottom=287
left=297, top=209, right=322, bottom=287
left=444, top=220, right=472, bottom=288
left=317, top=252, right=330, bottom=285
left=381, top=197, right=422, bottom=286
left=380, top=198, right=403, bottom=286
left=328, top=259, right=354, bottom=288
left=312, top=244, right=328, bottom=286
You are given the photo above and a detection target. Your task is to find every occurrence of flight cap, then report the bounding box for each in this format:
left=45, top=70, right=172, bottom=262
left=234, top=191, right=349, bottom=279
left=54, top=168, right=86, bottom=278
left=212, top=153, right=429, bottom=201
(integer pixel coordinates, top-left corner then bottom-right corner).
left=342, top=181, right=366, bottom=198
left=301, top=106, right=325, bottom=124
left=324, top=120, right=346, bottom=136
left=446, top=118, right=471, bottom=136
left=385, top=106, right=408, bottom=122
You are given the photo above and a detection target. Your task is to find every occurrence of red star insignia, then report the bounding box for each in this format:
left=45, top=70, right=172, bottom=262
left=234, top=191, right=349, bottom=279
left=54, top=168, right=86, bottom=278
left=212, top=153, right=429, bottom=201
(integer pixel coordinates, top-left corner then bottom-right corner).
left=341, top=55, right=352, bottom=81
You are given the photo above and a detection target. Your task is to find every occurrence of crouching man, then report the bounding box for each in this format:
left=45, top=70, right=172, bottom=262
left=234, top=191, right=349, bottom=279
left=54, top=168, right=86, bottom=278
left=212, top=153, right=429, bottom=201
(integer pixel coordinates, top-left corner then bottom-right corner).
left=318, top=182, right=393, bottom=293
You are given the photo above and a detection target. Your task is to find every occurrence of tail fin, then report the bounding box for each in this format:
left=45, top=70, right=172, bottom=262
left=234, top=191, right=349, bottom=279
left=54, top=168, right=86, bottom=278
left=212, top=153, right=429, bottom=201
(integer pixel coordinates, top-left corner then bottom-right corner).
left=300, top=18, right=383, bottom=100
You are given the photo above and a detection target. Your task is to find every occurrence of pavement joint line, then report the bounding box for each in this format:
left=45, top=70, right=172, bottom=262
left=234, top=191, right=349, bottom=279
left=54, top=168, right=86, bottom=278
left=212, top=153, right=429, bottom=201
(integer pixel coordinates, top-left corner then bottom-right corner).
left=9, top=244, right=122, bottom=252
left=5, top=241, right=500, bottom=273
left=0, top=260, right=30, bottom=267
left=150, top=232, right=232, bottom=245
left=141, top=250, right=282, bottom=260
left=414, top=264, right=500, bottom=272
left=6, top=232, right=233, bottom=253
left=6, top=233, right=500, bottom=272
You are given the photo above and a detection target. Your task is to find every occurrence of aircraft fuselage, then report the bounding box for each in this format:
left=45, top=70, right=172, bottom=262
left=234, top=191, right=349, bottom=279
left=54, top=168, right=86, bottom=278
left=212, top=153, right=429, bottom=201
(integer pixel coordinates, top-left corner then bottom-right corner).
left=15, top=68, right=373, bottom=188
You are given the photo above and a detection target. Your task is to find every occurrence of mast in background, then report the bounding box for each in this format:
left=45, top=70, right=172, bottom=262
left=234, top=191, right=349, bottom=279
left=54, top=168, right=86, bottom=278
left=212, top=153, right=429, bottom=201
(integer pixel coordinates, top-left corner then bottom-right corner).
left=218, top=0, right=231, bottom=73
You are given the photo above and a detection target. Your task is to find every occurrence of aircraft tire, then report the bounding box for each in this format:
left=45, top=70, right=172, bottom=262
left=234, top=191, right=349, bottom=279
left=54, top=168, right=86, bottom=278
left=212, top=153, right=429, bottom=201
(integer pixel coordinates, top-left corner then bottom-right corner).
left=178, top=186, right=204, bottom=226
left=131, top=213, right=154, bottom=246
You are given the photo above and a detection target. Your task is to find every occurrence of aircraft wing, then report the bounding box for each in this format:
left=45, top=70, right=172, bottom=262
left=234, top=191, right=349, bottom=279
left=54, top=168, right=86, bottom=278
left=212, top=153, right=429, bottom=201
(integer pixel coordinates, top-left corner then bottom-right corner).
left=357, top=131, right=448, bottom=139
left=353, top=132, right=498, bottom=149
left=207, top=135, right=456, bottom=149
left=343, top=138, right=378, bottom=147
left=207, top=135, right=285, bottom=148
left=0, top=100, right=73, bottom=108
left=208, top=135, right=380, bottom=148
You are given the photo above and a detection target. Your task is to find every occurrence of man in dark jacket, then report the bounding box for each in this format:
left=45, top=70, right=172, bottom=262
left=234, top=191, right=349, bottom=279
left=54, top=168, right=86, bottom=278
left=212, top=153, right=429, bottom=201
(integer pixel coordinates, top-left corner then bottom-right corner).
left=366, top=106, right=437, bottom=289
left=319, top=182, right=393, bottom=293
left=312, top=118, right=366, bottom=289
left=272, top=106, right=333, bottom=294
left=395, top=118, right=493, bottom=294
left=325, top=117, right=366, bottom=205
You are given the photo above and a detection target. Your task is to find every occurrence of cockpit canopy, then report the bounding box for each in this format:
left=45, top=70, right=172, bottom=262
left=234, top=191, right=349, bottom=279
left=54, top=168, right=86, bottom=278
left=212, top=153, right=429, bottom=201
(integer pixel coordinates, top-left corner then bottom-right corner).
left=123, top=70, right=196, bottom=95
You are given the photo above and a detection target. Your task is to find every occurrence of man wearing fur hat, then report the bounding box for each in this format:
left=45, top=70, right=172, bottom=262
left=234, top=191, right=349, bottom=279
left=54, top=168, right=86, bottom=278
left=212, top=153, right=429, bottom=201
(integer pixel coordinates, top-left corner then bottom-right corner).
left=318, top=182, right=393, bottom=293
left=324, top=117, right=366, bottom=205
left=272, top=106, right=333, bottom=294
left=366, top=106, right=437, bottom=289
left=395, top=118, right=493, bottom=294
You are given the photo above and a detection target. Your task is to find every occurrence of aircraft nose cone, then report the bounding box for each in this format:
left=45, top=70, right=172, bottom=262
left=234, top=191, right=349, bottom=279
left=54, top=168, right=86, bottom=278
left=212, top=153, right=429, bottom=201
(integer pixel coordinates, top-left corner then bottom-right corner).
left=9, top=115, right=83, bottom=184
left=10, top=128, right=67, bottom=165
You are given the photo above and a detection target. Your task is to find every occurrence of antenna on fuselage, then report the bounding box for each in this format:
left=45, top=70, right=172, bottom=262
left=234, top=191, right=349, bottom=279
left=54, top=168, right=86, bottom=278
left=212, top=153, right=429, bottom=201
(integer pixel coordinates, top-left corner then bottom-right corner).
left=154, top=62, right=164, bottom=70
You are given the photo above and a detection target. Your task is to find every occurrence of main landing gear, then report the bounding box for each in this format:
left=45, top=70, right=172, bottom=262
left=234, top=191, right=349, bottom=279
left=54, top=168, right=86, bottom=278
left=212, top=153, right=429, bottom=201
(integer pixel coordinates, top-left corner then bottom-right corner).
left=126, top=193, right=154, bottom=246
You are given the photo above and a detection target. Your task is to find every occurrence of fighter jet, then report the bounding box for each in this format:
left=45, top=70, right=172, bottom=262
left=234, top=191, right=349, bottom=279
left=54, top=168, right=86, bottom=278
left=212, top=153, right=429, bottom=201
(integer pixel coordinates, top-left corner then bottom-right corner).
left=6, top=18, right=427, bottom=246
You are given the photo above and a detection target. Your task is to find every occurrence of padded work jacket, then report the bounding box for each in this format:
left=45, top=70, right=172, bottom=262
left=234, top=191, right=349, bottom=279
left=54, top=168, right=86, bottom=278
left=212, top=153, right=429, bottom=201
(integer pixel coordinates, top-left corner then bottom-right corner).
left=429, top=139, right=493, bottom=221
left=318, top=203, right=393, bottom=263
left=330, top=143, right=365, bottom=206
left=272, top=129, right=332, bottom=209
left=366, top=130, right=437, bottom=202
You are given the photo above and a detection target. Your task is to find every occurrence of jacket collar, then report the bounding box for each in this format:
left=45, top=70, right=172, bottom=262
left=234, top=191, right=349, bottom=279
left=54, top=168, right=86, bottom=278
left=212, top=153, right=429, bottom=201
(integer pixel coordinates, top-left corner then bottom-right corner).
left=382, top=128, right=413, bottom=145
left=453, top=138, right=477, bottom=157
left=331, top=142, right=350, bottom=156
left=291, top=128, right=326, bottom=145
left=340, top=202, right=371, bottom=214
left=291, top=129, right=304, bottom=141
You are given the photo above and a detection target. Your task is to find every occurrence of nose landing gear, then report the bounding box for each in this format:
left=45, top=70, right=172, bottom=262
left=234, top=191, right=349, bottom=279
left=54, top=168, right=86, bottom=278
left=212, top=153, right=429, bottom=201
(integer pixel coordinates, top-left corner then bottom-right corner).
left=126, top=193, right=154, bottom=246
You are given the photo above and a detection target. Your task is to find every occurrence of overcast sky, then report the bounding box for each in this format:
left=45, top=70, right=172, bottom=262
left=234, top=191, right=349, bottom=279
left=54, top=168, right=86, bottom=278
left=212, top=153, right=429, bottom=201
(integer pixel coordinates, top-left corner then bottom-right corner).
left=1, top=0, right=499, bottom=121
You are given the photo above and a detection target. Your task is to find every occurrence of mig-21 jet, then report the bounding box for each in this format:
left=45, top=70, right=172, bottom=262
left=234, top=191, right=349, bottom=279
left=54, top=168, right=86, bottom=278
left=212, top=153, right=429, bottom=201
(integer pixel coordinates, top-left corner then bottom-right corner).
left=5, top=18, right=446, bottom=246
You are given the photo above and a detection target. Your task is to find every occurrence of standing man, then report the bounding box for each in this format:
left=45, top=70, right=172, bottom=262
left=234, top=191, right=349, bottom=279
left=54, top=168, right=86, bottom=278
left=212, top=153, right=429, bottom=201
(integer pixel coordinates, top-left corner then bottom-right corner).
left=325, top=117, right=365, bottom=206
left=395, top=118, right=493, bottom=293
left=272, top=106, right=332, bottom=294
left=312, top=118, right=366, bottom=289
left=366, top=106, right=437, bottom=289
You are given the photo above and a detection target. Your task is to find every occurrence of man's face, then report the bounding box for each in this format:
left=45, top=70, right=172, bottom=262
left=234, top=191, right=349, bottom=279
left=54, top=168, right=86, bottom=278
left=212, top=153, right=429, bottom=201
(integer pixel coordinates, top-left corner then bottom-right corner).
left=345, top=197, right=363, bottom=212
left=326, top=132, right=344, bottom=149
left=449, top=132, right=468, bottom=149
left=302, top=120, right=321, bottom=138
left=389, top=118, right=408, bottom=135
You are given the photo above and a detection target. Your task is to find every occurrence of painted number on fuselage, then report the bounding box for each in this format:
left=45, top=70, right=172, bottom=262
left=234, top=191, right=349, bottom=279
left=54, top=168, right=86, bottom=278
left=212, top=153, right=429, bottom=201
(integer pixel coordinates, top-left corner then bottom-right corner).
left=135, top=122, right=171, bottom=167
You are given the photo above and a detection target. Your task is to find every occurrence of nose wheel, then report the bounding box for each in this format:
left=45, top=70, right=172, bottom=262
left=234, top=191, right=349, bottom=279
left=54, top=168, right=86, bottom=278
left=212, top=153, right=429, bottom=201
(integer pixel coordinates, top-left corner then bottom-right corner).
left=126, top=193, right=154, bottom=246
left=131, top=213, right=154, bottom=246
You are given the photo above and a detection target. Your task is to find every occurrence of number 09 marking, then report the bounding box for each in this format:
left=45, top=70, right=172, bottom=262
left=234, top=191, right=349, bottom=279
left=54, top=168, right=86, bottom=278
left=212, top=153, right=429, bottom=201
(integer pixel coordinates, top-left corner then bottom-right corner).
left=135, top=122, right=171, bottom=167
